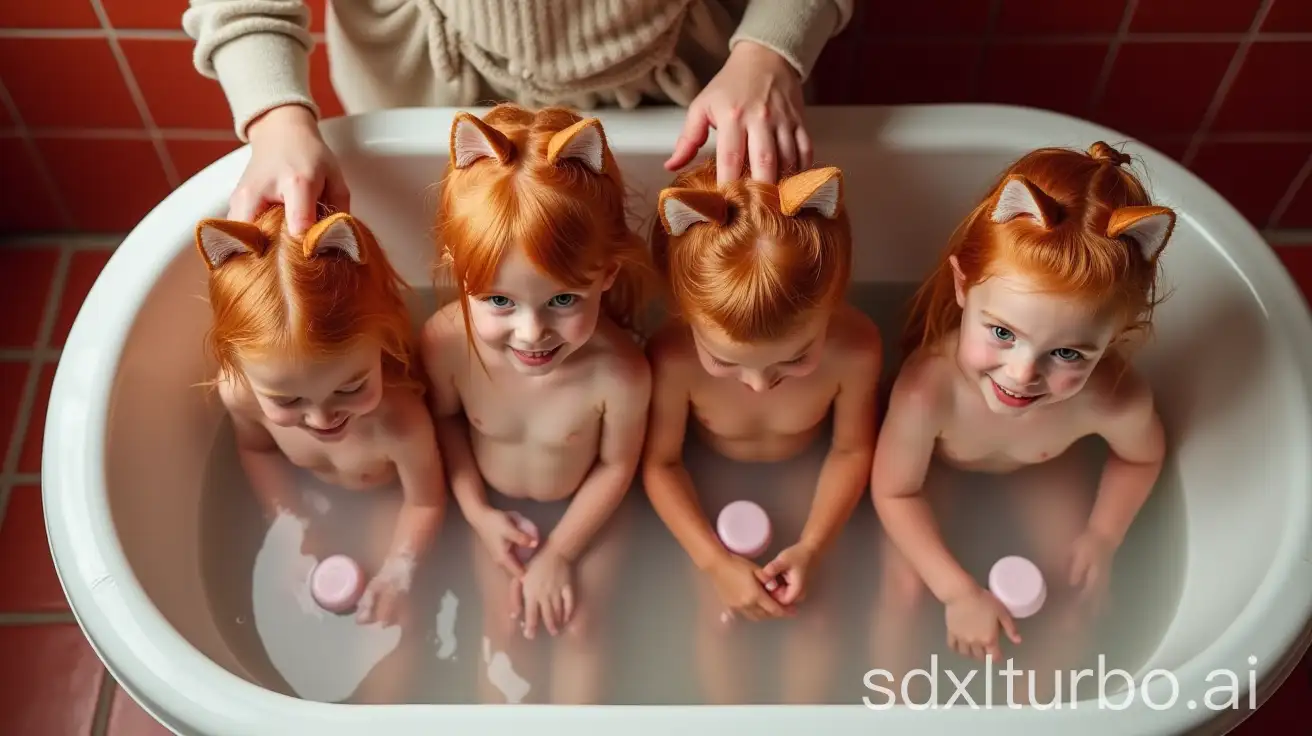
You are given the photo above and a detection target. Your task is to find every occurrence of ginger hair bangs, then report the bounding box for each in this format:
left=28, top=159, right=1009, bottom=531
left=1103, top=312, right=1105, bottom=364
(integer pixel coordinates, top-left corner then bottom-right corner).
left=436, top=104, right=655, bottom=337
left=193, top=205, right=420, bottom=390
left=650, top=159, right=852, bottom=343
left=903, top=141, right=1177, bottom=358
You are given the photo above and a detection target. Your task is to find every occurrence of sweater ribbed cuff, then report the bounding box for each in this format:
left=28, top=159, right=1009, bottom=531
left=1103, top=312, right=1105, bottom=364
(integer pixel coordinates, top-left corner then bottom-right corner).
left=210, top=32, right=319, bottom=141
left=728, top=0, right=841, bottom=80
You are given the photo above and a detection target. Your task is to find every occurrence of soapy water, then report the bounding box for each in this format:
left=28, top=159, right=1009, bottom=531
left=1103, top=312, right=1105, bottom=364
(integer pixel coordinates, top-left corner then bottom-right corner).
left=199, top=282, right=1186, bottom=706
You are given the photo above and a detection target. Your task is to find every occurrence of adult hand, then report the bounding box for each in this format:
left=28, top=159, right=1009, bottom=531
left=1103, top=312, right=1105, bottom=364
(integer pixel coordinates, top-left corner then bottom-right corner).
left=665, top=41, right=811, bottom=185
left=231, top=104, right=350, bottom=236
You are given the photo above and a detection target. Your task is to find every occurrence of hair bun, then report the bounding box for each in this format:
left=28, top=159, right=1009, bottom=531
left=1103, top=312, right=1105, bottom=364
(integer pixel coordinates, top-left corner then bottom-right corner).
left=1088, top=141, right=1131, bottom=167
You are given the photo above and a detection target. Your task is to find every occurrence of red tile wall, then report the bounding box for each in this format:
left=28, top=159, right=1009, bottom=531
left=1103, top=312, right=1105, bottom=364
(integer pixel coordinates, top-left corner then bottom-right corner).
left=0, top=0, right=1308, bottom=235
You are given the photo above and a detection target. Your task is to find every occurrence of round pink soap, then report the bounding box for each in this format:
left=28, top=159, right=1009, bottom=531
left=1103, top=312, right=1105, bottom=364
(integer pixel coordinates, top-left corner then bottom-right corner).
left=716, top=500, right=771, bottom=559
left=310, top=555, right=365, bottom=614
left=989, top=555, right=1046, bottom=619
left=507, top=511, right=539, bottom=564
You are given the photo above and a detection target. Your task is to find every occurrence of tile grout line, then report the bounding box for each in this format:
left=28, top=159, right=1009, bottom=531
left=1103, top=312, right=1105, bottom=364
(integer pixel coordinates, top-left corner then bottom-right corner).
left=90, top=669, right=119, bottom=736
left=0, top=78, right=79, bottom=230
left=1086, top=0, right=1139, bottom=115
left=87, top=0, right=183, bottom=189
left=1180, top=0, right=1275, bottom=167
left=1267, top=153, right=1312, bottom=230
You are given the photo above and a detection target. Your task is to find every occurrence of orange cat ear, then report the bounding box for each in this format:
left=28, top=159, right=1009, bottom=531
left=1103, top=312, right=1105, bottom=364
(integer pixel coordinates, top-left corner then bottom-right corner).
left=991, top=174, right=1061, bottom=228
left=450, top=111, right=514, bottom=168
left=778, top=167, right=843, bottom=218
left=303, top=212, right=366, bottom=263
left=658, top=187, right=728, bottom=236
left=195, top=219, right=267, bottom=270
left=547, top=117, right=607, bottom=174
left=1108, top=205, right=1175, bottom=261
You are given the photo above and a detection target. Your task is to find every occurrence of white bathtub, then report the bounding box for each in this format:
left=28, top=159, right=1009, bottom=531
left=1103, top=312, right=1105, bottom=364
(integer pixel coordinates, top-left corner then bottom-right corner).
left=43, top=105, right=1312, bottom=735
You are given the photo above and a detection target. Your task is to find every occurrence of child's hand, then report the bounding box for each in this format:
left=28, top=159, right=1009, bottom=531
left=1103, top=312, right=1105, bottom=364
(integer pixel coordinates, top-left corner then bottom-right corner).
left=356, top=555, right=415, bottom=627
left=472, top=507, right=538, bottom=577
left=944, top=586, right=1021, bottom=662
left=513, top=549, right=572, bottom=639
left=233, top=105, right=350, bottom=237
left=1067, top=529, right=1116, bottom=614
left=760, top=542, right=816, bottom=606
left=710, top=554, right=793, bottom=622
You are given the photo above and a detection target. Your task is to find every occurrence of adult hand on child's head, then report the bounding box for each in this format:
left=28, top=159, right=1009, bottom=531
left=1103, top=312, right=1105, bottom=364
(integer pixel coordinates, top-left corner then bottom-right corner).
left=664, top=41, right=811, bottom=186
left=231, top=104, right=351, bottom=236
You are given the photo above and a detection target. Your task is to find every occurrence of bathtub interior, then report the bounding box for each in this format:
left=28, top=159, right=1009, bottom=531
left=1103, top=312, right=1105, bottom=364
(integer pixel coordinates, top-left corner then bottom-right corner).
left=87, top=108, right=1310, bottom=711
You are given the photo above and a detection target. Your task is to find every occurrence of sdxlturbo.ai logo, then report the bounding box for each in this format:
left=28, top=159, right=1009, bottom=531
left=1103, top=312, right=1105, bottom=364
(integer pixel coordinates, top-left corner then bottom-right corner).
left=862, top=655, right=1259, bottom=711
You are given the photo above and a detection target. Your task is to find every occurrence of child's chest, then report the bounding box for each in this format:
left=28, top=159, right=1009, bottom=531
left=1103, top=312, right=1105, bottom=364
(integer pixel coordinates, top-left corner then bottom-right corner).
left=459, top=373, right=602, bottom=448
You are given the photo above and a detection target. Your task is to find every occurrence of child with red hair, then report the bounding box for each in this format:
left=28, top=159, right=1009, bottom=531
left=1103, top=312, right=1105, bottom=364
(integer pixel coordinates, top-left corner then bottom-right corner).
left=642, top=159, right=882, bottom=702
left=871, top=142, right=1171, bottom=697
left=420, top=104, right=655, bottom=704
left=195, top=206, right=448, bottom=629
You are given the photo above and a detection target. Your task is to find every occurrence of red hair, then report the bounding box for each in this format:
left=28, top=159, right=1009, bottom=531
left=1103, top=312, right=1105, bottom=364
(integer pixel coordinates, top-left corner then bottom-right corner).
left=436, top=104, right=656, bottom=340
left=903, top=141, right=1176, bottom=358
left=649, top=159, right=852, bottom=342
left=193, top=205, right=420, bottom=391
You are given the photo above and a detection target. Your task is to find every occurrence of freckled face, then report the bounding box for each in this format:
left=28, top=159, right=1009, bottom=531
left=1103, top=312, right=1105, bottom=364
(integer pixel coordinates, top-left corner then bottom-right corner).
left=689, top=309, right=831, bottom=393
left=238, top=342, right=384, bottom=442
left=464, top=246, right=618, bottom=377
left=952, top=258, right=1122, bottom=415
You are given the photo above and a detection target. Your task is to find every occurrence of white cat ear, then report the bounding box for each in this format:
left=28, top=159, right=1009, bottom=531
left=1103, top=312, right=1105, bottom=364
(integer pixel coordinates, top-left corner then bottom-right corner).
left=779, top=166, right=843, bottom=218
left=991, top=175, right=1060, bottom=228
left=657, top=187, right=728, bottom=236
left=303, top=213, right=366, bottom=263
left=547, top=118, right=607, bottom=174
left=1108, top=205, right=1175, bottom=261
left=194, top=219, right=266, bottom=270
left=450, top=111, right=514, bottom=168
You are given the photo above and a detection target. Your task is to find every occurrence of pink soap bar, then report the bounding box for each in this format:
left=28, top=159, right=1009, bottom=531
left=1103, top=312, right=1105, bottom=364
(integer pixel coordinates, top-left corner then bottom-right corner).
left=716, top=500, right=771, bottom=559
left=310, top=555, right=365, bottom=614
left=989, top=555, right=1046, bottom=619
left=507, top=511, right=539, bottom=564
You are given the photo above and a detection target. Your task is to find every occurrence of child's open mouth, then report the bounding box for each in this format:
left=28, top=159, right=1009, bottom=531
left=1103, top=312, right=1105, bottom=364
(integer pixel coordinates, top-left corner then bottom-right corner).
left=991, top=378, right=1042, bottom=408
left=511, top=345, right=561, bottom=367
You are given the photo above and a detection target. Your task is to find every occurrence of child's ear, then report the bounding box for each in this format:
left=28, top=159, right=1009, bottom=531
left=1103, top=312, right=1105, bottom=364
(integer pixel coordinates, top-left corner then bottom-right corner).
left=547, top=117, right=608, bottom=174
left=450, top=111, right=514, bottom=168
left=950, top=255, right=967, bottom=309
left=195, top=219, right=267, bottom=270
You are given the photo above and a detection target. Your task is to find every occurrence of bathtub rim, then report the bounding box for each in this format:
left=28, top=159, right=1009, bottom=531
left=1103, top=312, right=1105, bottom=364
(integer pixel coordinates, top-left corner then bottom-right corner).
left=42, top=104, right=1312, bottom=734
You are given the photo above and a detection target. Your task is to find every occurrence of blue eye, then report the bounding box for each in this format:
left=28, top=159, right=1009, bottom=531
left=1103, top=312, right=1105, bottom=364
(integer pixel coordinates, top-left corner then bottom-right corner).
left=991, top=325, right=1014, bottom=342
left=549, top=294, right=577, bottom=308
left=1053, top=347, right=1083, bottom=362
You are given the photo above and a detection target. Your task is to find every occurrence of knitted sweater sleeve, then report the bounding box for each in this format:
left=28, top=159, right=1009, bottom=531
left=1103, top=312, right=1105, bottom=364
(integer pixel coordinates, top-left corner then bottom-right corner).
left=729, top=0, right=854, bottom=80
left=182, top=0, right=318, bottom=141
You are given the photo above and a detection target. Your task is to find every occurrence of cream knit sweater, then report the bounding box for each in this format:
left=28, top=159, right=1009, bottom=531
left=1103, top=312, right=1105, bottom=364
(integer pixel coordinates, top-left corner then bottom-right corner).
left=183, top=0, right=854, bottom=140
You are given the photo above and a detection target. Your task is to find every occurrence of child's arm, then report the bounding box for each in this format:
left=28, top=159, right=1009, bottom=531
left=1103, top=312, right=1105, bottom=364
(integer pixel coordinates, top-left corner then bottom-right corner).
left=870, top=362, right=977, bottom=605
left=537, top=352, right=651, bottom=563
left=383, top=394, right=449, bottom=564
left=1086, top=375, right=1166, bottom=547
left=795, top=327, right=882, bottom=559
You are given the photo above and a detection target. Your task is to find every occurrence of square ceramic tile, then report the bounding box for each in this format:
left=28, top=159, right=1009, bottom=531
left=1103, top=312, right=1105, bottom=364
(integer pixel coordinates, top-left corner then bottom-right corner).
left=977, top=42, right=1108, bottom=117
left=1212, top=43, right=1312, bottom=132
left=0, top=138, right=66, bottom=232
left=0, top=361, right=31, bottom=461
left=0, top=38, right=144, bottom=129
left=166, top=138, right=242, bottom=182
left=1190, top=142, right=1312, bottom=227
left=996, top=0, right=1127, bottom=34
left=0, top=486, right=70, bottom=613
left=107, top=684, right=173, bottom=736
left=35, top=138, right=171, bottom=232
left=1263, top=0, right=1312, bottom=32
left=1130, top=0, right=1263, bottom=32
left=0, top=0, right=100, bottom=29
left=864, top=0, right=992, bottom=33
left=120, top=39, right=234, bottom=129
left=848, top=41, right=982, bottom=104
left=51, top=250, right=115, bottom=347
left=0, top=245, right=59, bottom=348
left=19, top=362, right=56, bottom=474
left=1093, top=42, right=1236, bottom=135
left=0, top=625, right=103, bottom=735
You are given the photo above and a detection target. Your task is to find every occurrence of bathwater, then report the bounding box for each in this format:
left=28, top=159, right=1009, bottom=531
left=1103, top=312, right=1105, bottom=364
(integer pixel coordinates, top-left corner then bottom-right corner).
left=199, top=281, right=1187, bottom=707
